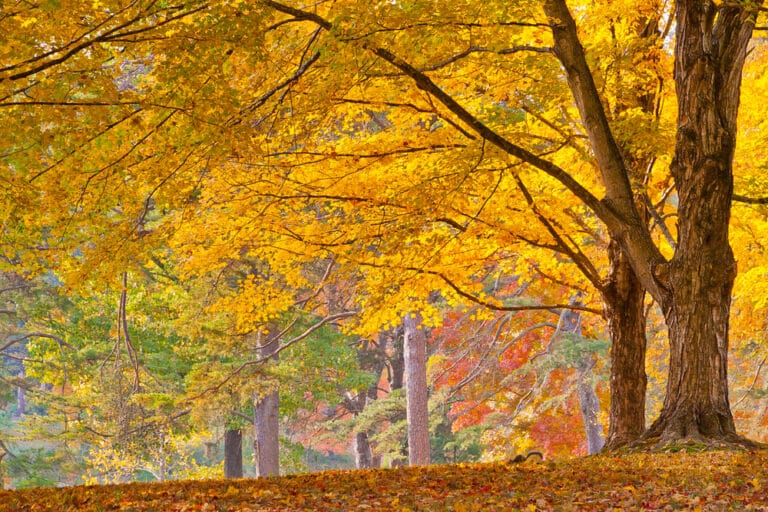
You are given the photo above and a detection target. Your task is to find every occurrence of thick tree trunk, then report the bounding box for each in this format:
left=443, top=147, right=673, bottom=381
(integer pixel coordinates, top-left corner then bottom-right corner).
left=254, top=389, right=280, bottom=476
left=224, top=429, right=243, bottom=478
left=403, top=313, right=430, bottom=466
left=545, top=0, right=760, bottom=446
left=603, top=240, right=647, bottom=449
left=601, top=12, right=660, bottom=451
left=254, top=335, right=280, bottom=477
left=645, top=0, right=759, bottom=444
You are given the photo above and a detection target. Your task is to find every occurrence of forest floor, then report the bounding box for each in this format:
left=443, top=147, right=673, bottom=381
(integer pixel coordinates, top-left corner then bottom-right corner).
left=2, top=449, right=768, bottom=511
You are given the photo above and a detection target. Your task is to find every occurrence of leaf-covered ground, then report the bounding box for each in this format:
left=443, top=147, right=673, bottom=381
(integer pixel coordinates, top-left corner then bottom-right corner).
left=2, top=450, right=768, bottom=511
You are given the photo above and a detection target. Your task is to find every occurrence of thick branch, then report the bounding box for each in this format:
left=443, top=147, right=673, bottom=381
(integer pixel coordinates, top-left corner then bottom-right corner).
left=262, top=0, right=673, bottom=299
left=260, top=0, right=611, bottom=223
left=542, top=0, right=669, bottom=300
left=543, top=0, right=635, bottom=215
left=733, top=194, right=768, bottom=205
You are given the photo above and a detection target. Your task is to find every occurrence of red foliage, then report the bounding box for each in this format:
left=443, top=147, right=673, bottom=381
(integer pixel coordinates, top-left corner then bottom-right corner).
left=449, top=400, right=494, bottom=431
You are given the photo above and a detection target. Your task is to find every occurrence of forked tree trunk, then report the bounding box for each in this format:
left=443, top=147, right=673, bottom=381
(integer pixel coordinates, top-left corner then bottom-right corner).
left=601, top=12, right=660, bottom=450
left=348, top=338, right=386, bottom=469
left=403, top=313, right=430, bottom=466
left=387, top=328, right=409, bottom=467
left=645, top=0, right=759, bottom=444
left=224, top=429, right=243, bottom=478
left=544, top=0, right=761, bottom=446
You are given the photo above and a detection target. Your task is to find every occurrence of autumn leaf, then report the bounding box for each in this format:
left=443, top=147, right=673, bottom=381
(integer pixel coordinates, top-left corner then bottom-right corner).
left=3, top=451, right=768, bottom=511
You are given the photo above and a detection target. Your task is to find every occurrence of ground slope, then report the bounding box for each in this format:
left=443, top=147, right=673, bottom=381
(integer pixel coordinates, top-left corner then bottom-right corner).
left=2, top=451, right=768, bottom=511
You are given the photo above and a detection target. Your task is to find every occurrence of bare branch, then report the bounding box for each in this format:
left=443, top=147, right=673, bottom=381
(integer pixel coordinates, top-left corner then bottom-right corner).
left=187, top=310, right=359, bottom=400
left=351, top=259, right=602, bottom=315
left=512, top=173, right=602, bottom=288
left=734, top=356, right=767, bottom=407
left=265, top=144, right=467, bottom=160
left=230, top=409, right=255, bottom=423
left=0, top=332, right=74, bottom=354
left=643, top=192, right=677, bottom=250
left=418, top=46, right=551, bottom=72
left=227, top=51, right=321, bottom=127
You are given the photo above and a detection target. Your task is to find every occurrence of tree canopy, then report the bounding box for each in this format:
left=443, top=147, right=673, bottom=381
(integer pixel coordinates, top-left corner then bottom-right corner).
left=1, top=0, right=768, bottom=486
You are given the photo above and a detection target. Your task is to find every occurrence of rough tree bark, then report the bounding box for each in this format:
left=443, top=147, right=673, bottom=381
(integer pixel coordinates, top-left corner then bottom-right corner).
left=601, top=15, right=660, bottom=451
left=545, top=0, right=762, bottom=445
left=254, top=334, right=280, bottom=477
left=644, top=0, right=759, bottom=444
left=603, top=240, right=647, bottom=449
left=224, top=429, right=243, bottom=478
left=403, top=313, right=430, bottom=466
left=263, top=0, right=762, bottom=447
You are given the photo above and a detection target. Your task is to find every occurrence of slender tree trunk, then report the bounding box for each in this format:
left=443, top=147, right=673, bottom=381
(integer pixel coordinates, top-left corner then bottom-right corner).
left=348, top=338, right=386, bottom=469
left=646, top=0, right=759, bottom=444
left=254, top=335, right=280, bottom=477
left=353, top=432, right=373, bottom=468
left=577, top=358, right=606, bottom=454
left=603, top=240, right=647, bottom=449
left=254, top=389, right=280, bottom=476
left=224, top=429, right=243, bottom=478
left=14, top=365, right=25, bottom=417
left=389, top=327, right=405, bottom=391
left=561, top=306, right=606, bottom=454
left=403, top=313, right=430, bottom=466
left=346, top=391, right=375, bottom=469
left=364, top=379, right=383, bottom=469
left=387, top=329, right=408, bottom=467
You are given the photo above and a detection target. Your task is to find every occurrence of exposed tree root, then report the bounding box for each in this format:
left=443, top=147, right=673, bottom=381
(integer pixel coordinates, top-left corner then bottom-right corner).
left=605, top=432, right=767, bottom=454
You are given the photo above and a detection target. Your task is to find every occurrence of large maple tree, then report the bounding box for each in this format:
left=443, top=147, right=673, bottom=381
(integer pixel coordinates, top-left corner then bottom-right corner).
left=2, top=0, right=767, bottom=450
